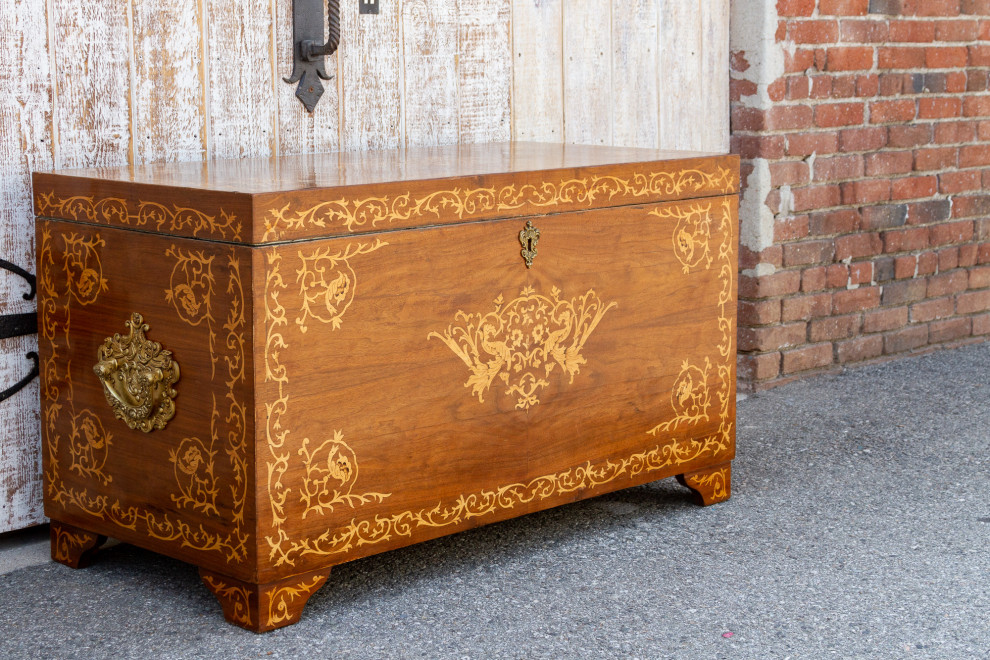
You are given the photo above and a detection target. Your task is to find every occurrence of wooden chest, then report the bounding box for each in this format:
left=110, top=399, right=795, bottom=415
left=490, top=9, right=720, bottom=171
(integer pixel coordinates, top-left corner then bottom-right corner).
left=34, top=142, right=739, bottom=632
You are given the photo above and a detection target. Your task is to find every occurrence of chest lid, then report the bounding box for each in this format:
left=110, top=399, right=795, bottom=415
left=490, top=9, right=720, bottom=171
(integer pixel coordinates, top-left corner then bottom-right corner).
left=33, top=142, right=739, bottom=246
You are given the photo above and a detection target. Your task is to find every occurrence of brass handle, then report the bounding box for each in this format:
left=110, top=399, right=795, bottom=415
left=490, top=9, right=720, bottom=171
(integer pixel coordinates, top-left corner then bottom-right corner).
left=94, top=313, right=179, bottom=432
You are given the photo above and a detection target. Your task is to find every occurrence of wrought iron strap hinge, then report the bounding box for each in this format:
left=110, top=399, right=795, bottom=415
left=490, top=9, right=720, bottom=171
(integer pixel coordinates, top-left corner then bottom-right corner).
left=0, top=259, right=40, bottom=403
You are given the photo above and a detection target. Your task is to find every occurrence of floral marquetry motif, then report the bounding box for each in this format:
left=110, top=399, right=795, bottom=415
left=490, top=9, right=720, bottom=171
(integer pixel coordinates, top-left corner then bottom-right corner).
left=428, top=286, right=617, bottom=410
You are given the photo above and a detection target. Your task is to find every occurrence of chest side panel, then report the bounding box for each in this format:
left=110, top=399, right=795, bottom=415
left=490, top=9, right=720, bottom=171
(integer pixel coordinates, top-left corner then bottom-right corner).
left=257, top=194, right=737, bottom=578
left=37, top=220, right=257, bottom=578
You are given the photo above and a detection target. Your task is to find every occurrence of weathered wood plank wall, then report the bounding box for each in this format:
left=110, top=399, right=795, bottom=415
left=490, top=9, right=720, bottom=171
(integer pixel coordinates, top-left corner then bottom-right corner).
left=0, top=0, right=729, bottom=532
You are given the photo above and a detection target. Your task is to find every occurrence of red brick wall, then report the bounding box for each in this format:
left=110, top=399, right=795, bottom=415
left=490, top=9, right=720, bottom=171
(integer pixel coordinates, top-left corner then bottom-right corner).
left=731, top=0, right=990, bottom=390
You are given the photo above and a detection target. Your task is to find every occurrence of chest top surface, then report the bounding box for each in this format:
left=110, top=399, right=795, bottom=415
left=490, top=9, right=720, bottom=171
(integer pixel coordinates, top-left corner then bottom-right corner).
left=33, top=142, right=739, bottom=245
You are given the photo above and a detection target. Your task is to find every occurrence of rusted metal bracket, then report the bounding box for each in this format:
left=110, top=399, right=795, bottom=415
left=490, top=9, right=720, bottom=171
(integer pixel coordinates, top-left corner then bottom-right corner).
left=284, top=0, right=341, bottom=113
left=0, top=259, right=39, bottom=403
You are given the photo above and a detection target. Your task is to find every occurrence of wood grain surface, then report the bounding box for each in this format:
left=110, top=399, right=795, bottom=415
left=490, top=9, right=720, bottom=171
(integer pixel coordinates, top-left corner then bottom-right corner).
left=5, top=1, right=730, bottom=532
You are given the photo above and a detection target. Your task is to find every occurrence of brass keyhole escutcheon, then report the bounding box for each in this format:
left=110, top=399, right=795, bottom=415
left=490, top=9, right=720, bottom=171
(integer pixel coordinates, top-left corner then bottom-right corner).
left=519, top=220, right=540, bottom=268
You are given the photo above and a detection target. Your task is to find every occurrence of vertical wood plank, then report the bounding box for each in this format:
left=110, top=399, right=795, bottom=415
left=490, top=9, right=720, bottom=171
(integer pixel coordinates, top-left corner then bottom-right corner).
left=701, top=0, right=730, bottom=153
left=53, top=0, right=133, bottom=168
left=340, top=0, right=402, bottom=151
left=205, top=0, right=276, bottom=158
left=0, top=0, right=52, bottom=532
left=131, top=0, right=207, bottom=164
left=457, top=0, right=510, bottom=143
left=402, top=0, right=459, bottom=147
left=611, top=0, right=659, bottom=149
left=511, top=0, right=563, bottom=142
left=274, top=0, right=340, bottom=155
left=562, top=0, right=611, bottom=146
left=658, top=0, right=703, bottom=151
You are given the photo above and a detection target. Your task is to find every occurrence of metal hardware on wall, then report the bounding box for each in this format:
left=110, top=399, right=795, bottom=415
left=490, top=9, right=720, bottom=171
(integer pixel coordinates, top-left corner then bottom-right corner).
left=0, top=259, right=39, bottom=404
left=285, top=0, right=341, bottom=112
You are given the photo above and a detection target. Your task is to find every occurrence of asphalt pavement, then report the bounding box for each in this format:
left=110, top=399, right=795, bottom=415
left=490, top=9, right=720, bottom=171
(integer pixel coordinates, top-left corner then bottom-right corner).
left=0, top=343, right=987, bottom=659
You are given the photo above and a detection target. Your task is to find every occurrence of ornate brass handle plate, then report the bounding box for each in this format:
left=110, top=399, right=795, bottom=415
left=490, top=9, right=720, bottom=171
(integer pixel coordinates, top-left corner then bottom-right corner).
left=94, top=313, right=180, bottom=432
left=519, top=220, right=540, bottom=268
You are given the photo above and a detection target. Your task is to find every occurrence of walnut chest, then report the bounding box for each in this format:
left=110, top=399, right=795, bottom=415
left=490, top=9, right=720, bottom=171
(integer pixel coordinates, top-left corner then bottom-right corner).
left=34, top=142, right=739, bottom=632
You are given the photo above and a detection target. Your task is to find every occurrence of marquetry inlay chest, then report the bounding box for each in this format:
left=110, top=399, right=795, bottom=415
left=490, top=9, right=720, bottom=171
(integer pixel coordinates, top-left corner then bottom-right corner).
left=34, top=142, right=739, bottom=632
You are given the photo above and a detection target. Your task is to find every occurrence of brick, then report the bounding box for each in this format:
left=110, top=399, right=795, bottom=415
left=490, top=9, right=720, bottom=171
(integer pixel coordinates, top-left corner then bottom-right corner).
left=918, top=251, right=939, bottom=275
left=770, top=161, right=811, bottom=187
left=864, top=306, right=909, bottom=332
left=767, top=105, right=814, bottom=130
left=778, top=0, right=817, bottom=16
left=802, top=266, right=827, bottom=292
left=814, top=154, right=864, bottom=181
left=928, top=271, right=969, bottom=297
left=827, top=264, right=850, bottom=288
left=891, top=176, right=937, bottom=200
left=887, top=124, right=932, bottom=148
left=914, top=147, right=958, bottom=171
left=962, top=0, right=990, bottom=14
left=737, top=353, right=781, bottom=382
left=931, top=220, right=975, bottom=246
left=782, top=292, right=834, bottom=321
left=884, top=325, right=929, bottom=354
left=836, top=335, right=885, bottom=362
left=832, top=76, right=859, bottom=101
left=912, top=201, right=960, bottom=227
left=879, top=47, right=926, bottom=69
left=810, top=314, right=861, bottom=341
left=850, top=261, right=874, bottom=284
left=827, top=47, right=874, bottom=71
left=901, top=0, right=961, bottom=16
left=785, top=48, right=817, bottom=73
left=783, top=240, right=837, bottom=267
left=834, top=286, right=881, bottom=313
left=738, top=323, right=808, bottom=352
left=768, top=78, right=788, bottom=102
left=869, top=99, right=917, bottom=123
left=970, top=265, right=990, bottom=289
left=957, top=290, right=990, bottom=313
left=951, top=195, right=990, bottom=218
left=875, top=256, right=896, bottom=282
left=980, top=218, right=990, bottom=240
left=792, top=185, right=842, bottom=212
left=935, top=19, right=981, bottom=41
left=840, top=19, right=889, bottom=42
left=809, top=209, right=860, bottom=235
left=926, top=47, right=968, bottom=69
left=861, top=204, right=908, bottom=229
left=790, top=20, right=840, bottom=43
left=775, top=215, right=811, bottom=242
left=810, top=75, right=834, bottom=99
left=738, top=299, right=782, bottom=326
left=968, top=70, right=989, bottom=91
left=969, top=44, right=990, bottom=67
left=740, top=245, right=784, bottom=270
left=973, top=312, right=990, bottom=335
left=865, top=150, right=914, bottom=176
left=910, top=297, right=954, bottom=322
left=938, top=170, right=981, bottom=194
left=731, top=135, right=787, bottom=159
left=838, top=127, right=888, bottom=154
left=963, top=96, right=990, bottom=119
left=894, top=256, right=917, bottom=279
left=739, top=270, right=803, bottom=299
left=856, top=74, right=880, bottom=96
left=732, top=106, right=766, bottom=132
left=787, top=76, right=811, bottom=101
left=868, top=0, right=902, bottom=14
left=981, top=242, right=990, bottom=263
left=835, top=233, right=883, bottom=260
left=934, top=120, right=977, bottom=144
left=929, top=317, right=972, bottom=343
left=939, top=247, right=960, bottom=271
left=883, top=227, right=930, bottom=253
left=959, top=144, right=990, bottom=167
left=889, top=20, right=936, bottom=42
left=786, top=132, right=839, bottom=157
left=816, top=102, right=866, bottom=127
left=781, top=343, right=835, bottom=374
left=841, top=179, right=891, bottom=204
left=918, top=97, right=962, bottom=119
left=882, top=279, right=928, bottom=305
left=959, top=244, right=979, bottom=267
left=822, top=0, right=870, bottom=14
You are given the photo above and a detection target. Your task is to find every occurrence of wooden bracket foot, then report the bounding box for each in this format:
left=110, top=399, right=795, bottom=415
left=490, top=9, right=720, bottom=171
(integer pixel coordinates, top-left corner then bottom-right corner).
left=676, top=461, right=732, bottom=506
left=199, top=567, right=330, bottom=632
left=50, top=520, right=106, bottom=568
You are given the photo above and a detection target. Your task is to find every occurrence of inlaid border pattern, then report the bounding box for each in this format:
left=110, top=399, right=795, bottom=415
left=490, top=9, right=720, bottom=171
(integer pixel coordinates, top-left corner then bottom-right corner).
left=261, top=192, right=736, bottom=569
left=40, top=225, right=249, bottom=563
left=262, top=165, right=736, bottom=241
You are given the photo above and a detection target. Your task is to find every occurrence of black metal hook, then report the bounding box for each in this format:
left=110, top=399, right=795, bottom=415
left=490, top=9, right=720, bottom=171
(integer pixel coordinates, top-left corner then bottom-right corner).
left=285, top=0, right=341, bottom=112
left=0, top=259, right=39, bottom=403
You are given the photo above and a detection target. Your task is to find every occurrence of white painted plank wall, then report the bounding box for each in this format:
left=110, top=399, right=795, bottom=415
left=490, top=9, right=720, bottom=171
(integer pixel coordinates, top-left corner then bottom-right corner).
left=0, top=0, right=729, bottom=532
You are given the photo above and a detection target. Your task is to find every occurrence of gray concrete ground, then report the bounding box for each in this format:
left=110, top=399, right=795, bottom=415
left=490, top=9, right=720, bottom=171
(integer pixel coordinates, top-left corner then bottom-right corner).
left=0, top=343, right=987, bottom=660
